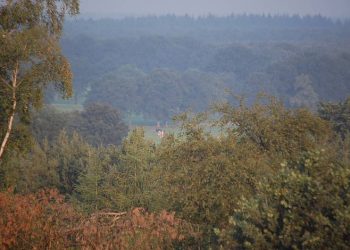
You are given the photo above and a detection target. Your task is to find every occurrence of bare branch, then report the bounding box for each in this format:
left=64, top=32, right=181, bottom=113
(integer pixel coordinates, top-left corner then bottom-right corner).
left=0, top=76, right=13, bottom=90
left=96, top=212, right=127, bottom=217
left=16, top=78, right=24, bottom=88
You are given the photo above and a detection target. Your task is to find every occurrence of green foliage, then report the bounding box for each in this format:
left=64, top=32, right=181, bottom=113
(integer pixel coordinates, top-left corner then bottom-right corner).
left=116, top=128, right=158, bottom=210
left=10, top=6, right=350, bottom=249
left=72, top=128, right=159, bottom=213
left=68, top=37, right=350, bottom=121
left=59, top=16, right=350, bottom=121
left=214, top=96, right=331, bottom=161
left=2, top=123, right=105, bottom=195
left=289, top=74, right=319, bottom=110
left=218, top=149, right=350, bottom=249
left=157, top=116, right=255, bottom=226
left=0, top=0, right=79, bottom=159
left=32, top=103, right=129, bottom=146
left=319, top=96, right=350, bottom=139
left=31, top=106, right=72, bottom=142
left=0, top=140, right=59, bottom=192
left=1, top=93, right=350, bottom=249
left=86, top=66, right=228, bottom=120
left=153, top=97, right=336, bottom=247
left=50, top=131, right=90, bottom=195
left=72, top=103, right=129, bottom=146
left=0, top=130, right=90, bottom=195
left=73, top=146, right=119, bottom=213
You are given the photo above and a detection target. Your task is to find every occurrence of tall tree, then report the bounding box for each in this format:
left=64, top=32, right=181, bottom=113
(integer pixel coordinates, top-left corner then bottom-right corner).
left=71, top=103, right=129, bottom=146
left=0, top=0, right=79, bottom=160
left=289, top=74, right=319, bottom=109
left=318, top=96, right=350, bottom=139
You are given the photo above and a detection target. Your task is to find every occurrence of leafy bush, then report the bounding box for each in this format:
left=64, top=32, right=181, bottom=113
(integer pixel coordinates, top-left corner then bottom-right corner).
left=217, top=150, right=350, bottom=249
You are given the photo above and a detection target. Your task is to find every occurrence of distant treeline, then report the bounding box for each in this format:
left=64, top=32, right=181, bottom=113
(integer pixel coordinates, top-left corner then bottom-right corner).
left=85, top=66, right=230, bottom=120
left=54, top=14, right=350, bottom=121
left=64, top=14, right=350, bottom=41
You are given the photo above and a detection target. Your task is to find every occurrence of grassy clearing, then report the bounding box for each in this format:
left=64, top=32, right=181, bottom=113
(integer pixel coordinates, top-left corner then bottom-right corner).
left=50, top=103, right=220, bottom=144
left=129, top=124, right=222, bottom=143
left=129, top=125, right=180, bottom=143
left=51, top=103, right=83, bottom=112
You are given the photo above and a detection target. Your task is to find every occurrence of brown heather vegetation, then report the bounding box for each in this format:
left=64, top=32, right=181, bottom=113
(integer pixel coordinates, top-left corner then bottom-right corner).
left=0, top=189, right=196, bottom=249
left=0, top=189, right=79, bottom=249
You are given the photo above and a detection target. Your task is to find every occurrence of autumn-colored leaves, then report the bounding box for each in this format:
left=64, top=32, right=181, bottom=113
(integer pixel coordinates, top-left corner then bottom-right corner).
left=0, top=190, right=195, bottom=249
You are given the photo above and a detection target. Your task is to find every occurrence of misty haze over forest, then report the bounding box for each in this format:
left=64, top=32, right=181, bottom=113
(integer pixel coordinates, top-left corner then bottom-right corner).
left=54, top=13, right=350, bottom=123
left=1, top=1, right=350, bottom=249
left=79, top=0, right=350, bottom=19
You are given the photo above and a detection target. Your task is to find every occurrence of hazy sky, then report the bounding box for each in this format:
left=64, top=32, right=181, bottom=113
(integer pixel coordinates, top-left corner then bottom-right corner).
left=80, top=0, right=350, bottom=18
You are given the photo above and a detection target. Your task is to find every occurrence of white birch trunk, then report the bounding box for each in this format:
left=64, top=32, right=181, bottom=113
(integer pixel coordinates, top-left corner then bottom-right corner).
left=0, top=64, right=18, bottom=160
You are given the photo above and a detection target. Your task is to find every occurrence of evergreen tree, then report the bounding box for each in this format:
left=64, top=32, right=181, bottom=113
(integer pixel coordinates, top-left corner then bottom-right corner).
left=51, top=130, right=90, bottom=195
left=74, top=148, right=108, bottom=212
left=116, top=128, right=157, bottom=210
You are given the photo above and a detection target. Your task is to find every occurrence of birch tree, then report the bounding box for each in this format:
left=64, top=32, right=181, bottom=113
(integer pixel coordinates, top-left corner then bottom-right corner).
left=0, top=0, right=79, bottom=160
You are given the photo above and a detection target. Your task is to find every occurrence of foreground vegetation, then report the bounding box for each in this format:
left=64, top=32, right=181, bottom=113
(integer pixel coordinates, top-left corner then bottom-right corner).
left=1, top=97, right=350, bottom=249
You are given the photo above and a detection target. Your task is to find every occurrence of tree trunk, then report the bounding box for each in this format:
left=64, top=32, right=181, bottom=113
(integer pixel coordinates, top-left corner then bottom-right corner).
left=0, top=65, right=18, bottom=161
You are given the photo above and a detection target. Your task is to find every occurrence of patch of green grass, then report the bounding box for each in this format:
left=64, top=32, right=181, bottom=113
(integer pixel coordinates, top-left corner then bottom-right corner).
left=129, top=123, right=223, bottom=143
left=129, top=125, right=180, bottom=143
left=125, top=113, right=157, bottom=126
left=51, top=103, right=83, bottom=112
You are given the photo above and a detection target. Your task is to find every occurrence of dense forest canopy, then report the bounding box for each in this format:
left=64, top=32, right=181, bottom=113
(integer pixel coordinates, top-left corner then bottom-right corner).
left=53, top=14, right=350, bottom=122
